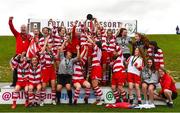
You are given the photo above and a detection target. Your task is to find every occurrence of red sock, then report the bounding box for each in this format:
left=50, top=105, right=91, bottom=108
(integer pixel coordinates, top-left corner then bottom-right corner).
left=85, top=88, right=91, bottom=98
left=113, top=90, right=120, bottom=101
left=35, top=91, right=40, bottom=103
left=41, top=89, right=46, bottom=102
left=51, top=90, right=56, bottom=101
left=28, top=91, right=34, bottom=104
left=74, top=89, right=80, bottom=101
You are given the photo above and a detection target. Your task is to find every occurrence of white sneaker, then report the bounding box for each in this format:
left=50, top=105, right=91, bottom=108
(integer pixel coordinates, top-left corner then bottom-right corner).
left=96, top=101, right=104, bottom=106
left=143, top=104, right=151, bottom=109
left=40, top=101, right=44, bottom=106
left=52, top=100, right=56, bottom=105
left=134, top=104, right=143, bottom=109
left=148, top=103, right=155, bottom=108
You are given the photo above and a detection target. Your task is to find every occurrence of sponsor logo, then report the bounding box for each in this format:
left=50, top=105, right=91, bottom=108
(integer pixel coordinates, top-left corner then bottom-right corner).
left=106, top=91, right=114, bottom=101
left=2, top=92, right=11, bottom=101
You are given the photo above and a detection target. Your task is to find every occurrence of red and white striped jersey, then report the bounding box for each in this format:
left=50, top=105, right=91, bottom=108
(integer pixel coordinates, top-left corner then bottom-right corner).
left=11, top=57, right=29, bottom=82
left=147, top=48, right=164, bottom=69
left=52, top=35, right=65, bottom=56
left=53, top=35, right=65, bottom=47
left=72, top=49, right=87, bottom=80
left=38, top=35, right=54, bottom=49
left=26, top=37, right=40, bottom=58
left=102, top=35, right=116, bottom=52
left=80, top=32, right=88, bottom=46
left=92, top=45, right=102, bottom=67
left=51, top=27, right=58, bottom=36
left=112, top=57, right=124, bottom=73
left=111, top=45, right=125, bottom=73
left=28, top=55, right=45, bottom=84
left=28, top=64, right=42, bottom=84
left=94, top=35, right=102, bottom=42
left=41, top=50, right=56, bottom=68
left=73, top=62, right=84, bottom=80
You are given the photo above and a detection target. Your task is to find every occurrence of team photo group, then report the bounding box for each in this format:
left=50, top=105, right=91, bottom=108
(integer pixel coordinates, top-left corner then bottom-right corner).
left=8, top=14, right=177, bottom=109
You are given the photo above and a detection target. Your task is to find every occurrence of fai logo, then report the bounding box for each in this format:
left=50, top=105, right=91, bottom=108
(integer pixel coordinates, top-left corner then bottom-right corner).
left=30, top=22, right=41, bottom=32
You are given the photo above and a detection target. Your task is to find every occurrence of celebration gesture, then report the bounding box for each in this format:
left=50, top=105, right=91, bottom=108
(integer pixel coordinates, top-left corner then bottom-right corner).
left=76, top=45, right=80, bottom=50
left=9, top=16, right=14, bottom=20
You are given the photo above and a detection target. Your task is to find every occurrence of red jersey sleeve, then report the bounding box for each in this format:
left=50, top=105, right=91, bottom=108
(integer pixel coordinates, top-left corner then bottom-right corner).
left=8, top=19, right=19, bottom=37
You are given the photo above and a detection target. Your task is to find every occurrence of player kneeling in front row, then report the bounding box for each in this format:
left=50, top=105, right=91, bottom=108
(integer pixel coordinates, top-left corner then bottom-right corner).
left=155, top=68, right=178, bottom=108
left=27, top=55, right=44, bottom=107
left=11, top=52, right=29, bottom=109
left=110, top=45, right=128, bottom=103
left=73, top=45, right=91, bottom=104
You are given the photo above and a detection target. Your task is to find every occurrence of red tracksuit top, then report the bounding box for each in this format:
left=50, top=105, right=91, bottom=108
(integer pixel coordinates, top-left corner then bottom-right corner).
left=9, top=19, right=31, bottom=54
left=159, top=73, right=177, bottom=94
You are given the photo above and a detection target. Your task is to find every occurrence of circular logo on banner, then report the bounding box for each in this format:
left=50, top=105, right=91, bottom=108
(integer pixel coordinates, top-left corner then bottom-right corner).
left=106, top=91, right=114, bottom=101
left=2, top=92, right=11, bottom=101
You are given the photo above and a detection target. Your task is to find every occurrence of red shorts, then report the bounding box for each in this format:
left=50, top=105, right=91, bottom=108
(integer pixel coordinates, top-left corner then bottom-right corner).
left=90, top=66, right=102, bottom=80
left=28, top=83, right=41, bottom=88
left=127, top=73, right=141, bottom=84
left=72, top=79, right=85, bottom=85
left=41, top=66, right=56, bottom=83
left=16, top=81, right=28, bottom=87
left=111, top=71, right=126, bottom=86
left=101, top=51, right=109, bottom=64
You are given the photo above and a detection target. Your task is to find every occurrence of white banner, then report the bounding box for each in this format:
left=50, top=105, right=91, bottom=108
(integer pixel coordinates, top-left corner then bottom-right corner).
left=27, top=18, right=137, bottom=36
left=0, top=86, right=166, bottom=105
left=0, top=86, right=116, bottom=104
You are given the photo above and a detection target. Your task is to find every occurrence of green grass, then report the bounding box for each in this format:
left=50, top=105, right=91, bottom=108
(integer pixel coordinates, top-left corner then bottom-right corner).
left=0, top=91, right=180, bottom=112
left=0, top=36, right=16, bottom=82
left=0, top=35, right=180, bottom=82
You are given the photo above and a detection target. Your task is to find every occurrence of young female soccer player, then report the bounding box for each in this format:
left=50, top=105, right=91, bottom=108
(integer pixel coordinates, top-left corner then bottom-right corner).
left=40, top=42, right=57, bottom=106
left=73, top=45, right=91, bottom=104
left=127, top=47, right=145, bottom=104
left=110, top=45, right=128, bottom=103
left=87, top=36, right=104, bottom=105
left=141, top=58, right=159, bottom=108
left=116, top=28, right=132, bottom=60
left=147, top=41, right=164, bottom=70
left=11, top=52, right=29, bottom=109
left=56, top=39, right=80, bottom=105
left=157, top=68, right=177, bottom=108
left=27, top=55, right=44, bottom=107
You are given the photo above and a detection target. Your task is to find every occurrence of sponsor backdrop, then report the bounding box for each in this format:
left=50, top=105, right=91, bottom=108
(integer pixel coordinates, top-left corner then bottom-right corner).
left=28, top=18, right=137, bottom=36
left=0, top=86, right=116, bottom=104
left=0, top=86, right=165, bottom=105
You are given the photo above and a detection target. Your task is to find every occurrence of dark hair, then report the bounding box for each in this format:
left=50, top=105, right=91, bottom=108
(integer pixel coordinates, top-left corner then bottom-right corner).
left=58, top=26, right=67, bottom=34
left=42, top=27, right=51, bottom=33
left=135, top=32, right=149, bottom=48
left=96, top=41, right=102, bottom=49
left=39, top=31, right=43, bottom=38
left=117, top=28, right=127, bottom=37
left=147, top=57, right=156, bottom=72
left=149, top=41, right=160, bottom=54
left=106, top=29, right=112, bottom=34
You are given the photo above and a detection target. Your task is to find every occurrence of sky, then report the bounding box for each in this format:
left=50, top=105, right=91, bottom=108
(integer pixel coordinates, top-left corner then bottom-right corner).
left=0, top=0, right=180, bottom=35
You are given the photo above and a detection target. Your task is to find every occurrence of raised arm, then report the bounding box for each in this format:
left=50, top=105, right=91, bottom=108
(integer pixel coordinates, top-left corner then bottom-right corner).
left=76, top=45, right=80, bottom=59
left=8, top=17, right=19, bottom=37
left=87, top=35, right=95, bottom=45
